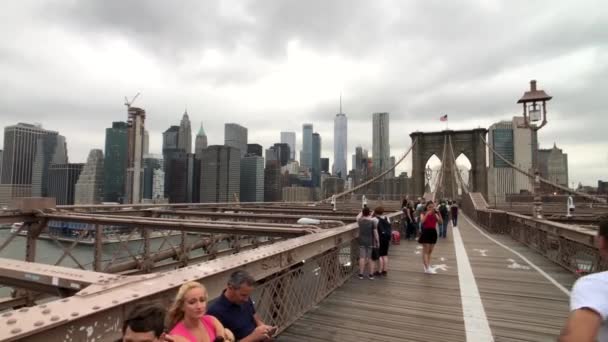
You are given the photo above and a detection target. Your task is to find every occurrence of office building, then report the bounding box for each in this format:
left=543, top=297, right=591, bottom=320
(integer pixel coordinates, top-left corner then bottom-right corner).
left=538, top=144, right=569, bottom=191
left=47, top=163, right=84, bottom=205
left=125, top=106, right=146, bottom=204
left=282, top=186, right=312, bottom=202
left=321, top=158, right=329, bottom=173
left=200, top=145, right=240, bottom=203
left=264, top=159, right=282, bottom=202
left=240, top=155, right=264, bottom=202
left=163, top=126, right=180, bottom=151
left=178, top=111, right=192, bottom=154
left=322, top=176, right=345, bottom=199
left=143, top=130, right=149, bottom=155
left=372, top=112, right=390, bottom=174
left=143, top=155, right=163, bottom=200
left=300, top=124, right=313, bottom=169
left=333, top=113, right=348, bottom=179
left=152, top=169, right=165, bottom=200
left=75, top=149, right=104, bottom=205
left=269, top=143, right=290, bottom=167
left=487, top=116, right=534, bottom=203
left=225, top=123, right=248, bottom=157
left=195, top=122, right=208, bottom=154
left=312, top=133, right=321, bottom=187
left=164, top=149, right=188, bottom=203
left=104, top=121, right=128, bottom=203
left=247, top=144, right=263, bottom=157
left=0, top=123, right=65, bottom=205
left=388, top=156, right=396, bottom=178
left=280, top=132, right=296, bottom=161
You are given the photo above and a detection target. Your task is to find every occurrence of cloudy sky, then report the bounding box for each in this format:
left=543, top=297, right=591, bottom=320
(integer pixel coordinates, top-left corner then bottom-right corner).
left=1, top=0, right=606, bottom=186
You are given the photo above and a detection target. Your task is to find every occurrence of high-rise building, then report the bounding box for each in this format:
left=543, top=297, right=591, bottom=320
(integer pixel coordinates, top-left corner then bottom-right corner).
left=320, top=158, right=329, bottom=173
left=143, top=130, right=149, bottom=155
left=312, top=133, right=321, bottom=187
left=200, top=146, right=240, bottom=203
left=143, top=155, right=163, bottom=200
left=538, top=143, right=569, bottom=191
left=31, top=133, right=67, bottom=197
left=282, top=186, right=312, bottom=202
left=164, top=149, right=189, bottom=203
left=224, top=123, right=248, bottom=157
left=152, top=169, right=165, bottom=200
left=163, top=126, right=180, bottom=151
left=300, top=124, right=313, bottom=169
left=75, top=149, right=104, bottom=205
left=240, top=155, right=264, bottom=202
left=104, top=121, right=128, bottom=203
left=264, top=158, right=282, bottom=202
left=269, top=143, right=290, bottom=167
left=388, top=156, right=396, bottom=178
left=280, top=132, right=296, bottom=161
left=247, top=144, right=263, bottom=157
left=125, top=106, right=146, bottom=204
left=47, top=163, right=84, bottom=205
left=488, top=117, right=534, bottom=203
left=333, top=113, right=347, bottom=179
left=178, top=111, right=192, bottom=153
left=0, top=123, right=65, bottom=205
left=372, top=112, right=390, bottom=174
left=0, top=149, right=3, bottom=181
left=322, top=176, right=345, bottom=199
left=195, top=122, right=208, bottom=154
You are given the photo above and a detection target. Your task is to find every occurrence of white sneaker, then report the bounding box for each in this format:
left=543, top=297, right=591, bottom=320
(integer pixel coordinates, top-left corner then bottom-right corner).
left=423, top=266, right=429, bottom=273
left=427, top=267, right=437, bottom=274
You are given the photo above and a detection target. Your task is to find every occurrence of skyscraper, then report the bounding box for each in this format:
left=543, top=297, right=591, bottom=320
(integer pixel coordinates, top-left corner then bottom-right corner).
left=178, top=111, right=192, bottom=153
left=31, top=133, right=67, bottom=197
left=125, top=106, right=146, bottom=204
left=312, top=133, right=321, bottom=187
left=200, top=145, right=240, bottom=203
left=224, top=123, right=248, bottom=157
left=195, top=122, right=208, bottom=153
left=372, top=112, right=390, bottom=174
left=0, top=149, right=3, bottom=181
left=164, top=149, right=188, bottom=203
left=538, top=144, right=569, bottom=191
left=143, top=130, right=149, bottom=155
left=104, top=122, right=128, bottom=203
left=333, top=113, right=347, bottom=179
left=240, top=155, right=264, bottom=202
left=487, top=116, right=533, bottom=203
left=0, top=123, right=64, bottom=205
left=300, top=124, right=313, bottom=169
left=75, top=149, right=104, bottom=205
left=270, top=143, right=290, bottom=167
left=264, top=157, right=282, bottom=202
left=321, top=158, right=329, bottom=173
left=143, top=155, right=163, bottom=200
left=47, top=163, right=84, bottom=205
left=247, top=144, right=263, bottom=157
left=280, top=132, right=296, bottom=161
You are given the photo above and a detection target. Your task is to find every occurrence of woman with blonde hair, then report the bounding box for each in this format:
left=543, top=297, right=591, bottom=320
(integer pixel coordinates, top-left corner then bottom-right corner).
left=167, top=281, right=234, bottom=342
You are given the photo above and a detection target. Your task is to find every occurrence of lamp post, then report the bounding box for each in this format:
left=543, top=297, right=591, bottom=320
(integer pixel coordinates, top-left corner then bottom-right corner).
left=517, top=80, right=552, bottom=219
left=425, top=165, right=433, bottom=192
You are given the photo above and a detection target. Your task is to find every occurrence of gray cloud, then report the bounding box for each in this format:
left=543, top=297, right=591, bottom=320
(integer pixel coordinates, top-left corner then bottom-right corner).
left=0, top=0, right=607, bottom=185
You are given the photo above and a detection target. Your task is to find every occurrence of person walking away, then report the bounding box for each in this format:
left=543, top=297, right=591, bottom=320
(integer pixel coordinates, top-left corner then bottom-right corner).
left=415, top=200, right=425, bottom=236
left=356, top=207, right=379, bottom=280
left=559, top=217, right=608, bottom=342
left=418, top=201, right=443, bottom=274
left=438, top=201, right=449, bottom=238
left=450, top=201, right=459, bottom=227
left=374, top=206, right=392, bottom=276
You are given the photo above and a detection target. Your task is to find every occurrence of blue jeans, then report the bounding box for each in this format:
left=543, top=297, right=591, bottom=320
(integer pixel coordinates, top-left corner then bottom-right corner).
left=452, top=216, right=458, bottom=227
left=439, top=221, right=448, bottom=238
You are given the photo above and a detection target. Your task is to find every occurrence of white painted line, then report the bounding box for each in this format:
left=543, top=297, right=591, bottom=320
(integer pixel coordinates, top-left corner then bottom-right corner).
left=453, top=225, right=494, bottom=341
left=462, top=214, right=570, bottom=296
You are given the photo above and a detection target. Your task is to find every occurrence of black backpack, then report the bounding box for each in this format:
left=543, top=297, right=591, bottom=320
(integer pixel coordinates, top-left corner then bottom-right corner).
left=377, top=217, right=392, bottom=238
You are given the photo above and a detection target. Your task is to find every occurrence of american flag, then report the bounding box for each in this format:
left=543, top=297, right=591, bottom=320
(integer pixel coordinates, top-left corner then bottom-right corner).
left=440, top=114, right=448, bottom=122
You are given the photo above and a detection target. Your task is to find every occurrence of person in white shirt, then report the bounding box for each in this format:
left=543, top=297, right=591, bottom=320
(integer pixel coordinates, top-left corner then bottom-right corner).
left=559, top=217, right=608, bottom=342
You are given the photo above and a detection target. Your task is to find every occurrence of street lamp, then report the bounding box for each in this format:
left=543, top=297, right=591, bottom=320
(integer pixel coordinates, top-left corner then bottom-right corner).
left=518, top=80, right=552, bottom=219
left=425, top=165, right=433, bottom=194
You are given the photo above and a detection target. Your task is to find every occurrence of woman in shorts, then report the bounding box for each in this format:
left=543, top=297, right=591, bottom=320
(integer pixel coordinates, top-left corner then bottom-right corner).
left=418, top=201, right=443, bottom=274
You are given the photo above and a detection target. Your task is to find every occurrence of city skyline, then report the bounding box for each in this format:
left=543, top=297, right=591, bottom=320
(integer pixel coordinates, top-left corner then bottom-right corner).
left=0, top=2, right=606, bottom=185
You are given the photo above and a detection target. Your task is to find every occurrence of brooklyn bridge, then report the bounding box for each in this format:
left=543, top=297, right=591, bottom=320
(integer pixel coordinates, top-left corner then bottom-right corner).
left=0, top=128, right=606, bottom=342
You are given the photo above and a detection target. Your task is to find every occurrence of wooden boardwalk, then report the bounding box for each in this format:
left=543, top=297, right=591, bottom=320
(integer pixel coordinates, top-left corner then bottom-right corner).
left=279, top=215, right=575, bottom=341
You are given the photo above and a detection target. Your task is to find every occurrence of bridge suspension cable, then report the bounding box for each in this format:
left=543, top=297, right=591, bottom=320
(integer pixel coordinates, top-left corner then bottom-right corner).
left=430, top=135, right=448, bottom=202
left=320, top=138, right=418, bottom=203
left=448, top=135, right=469, bottom=195
left=479, top=134, right=606, bottom=204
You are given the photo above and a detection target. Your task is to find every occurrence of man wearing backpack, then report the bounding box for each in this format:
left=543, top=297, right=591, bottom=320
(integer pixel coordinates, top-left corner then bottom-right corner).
left=373, top=206, right=392, bottom=276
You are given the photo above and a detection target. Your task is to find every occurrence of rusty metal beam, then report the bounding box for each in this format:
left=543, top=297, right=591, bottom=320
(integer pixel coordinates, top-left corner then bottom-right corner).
left=152, top=209, right=357, bottom=223
left=38, top=213, right=317, bottom=237
left=0, top=258, right=115, bottom=296
left=0, top=211, right=401, bottom=341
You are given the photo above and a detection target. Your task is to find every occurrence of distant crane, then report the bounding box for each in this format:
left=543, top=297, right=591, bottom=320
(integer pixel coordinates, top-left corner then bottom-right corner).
left=124, top=92, right=140, bottom=109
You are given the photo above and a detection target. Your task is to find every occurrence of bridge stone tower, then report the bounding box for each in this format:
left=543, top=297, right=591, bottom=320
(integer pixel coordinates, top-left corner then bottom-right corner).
left=410, top=129, right=488, bottom=200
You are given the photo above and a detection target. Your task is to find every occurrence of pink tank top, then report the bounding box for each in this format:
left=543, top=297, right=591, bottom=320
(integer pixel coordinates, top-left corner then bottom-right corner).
left=170, top=315, right=217, bottom=342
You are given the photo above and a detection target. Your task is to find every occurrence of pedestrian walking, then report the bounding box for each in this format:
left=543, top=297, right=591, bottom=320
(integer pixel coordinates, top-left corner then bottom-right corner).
left=418, top=201, right=443, bottom=274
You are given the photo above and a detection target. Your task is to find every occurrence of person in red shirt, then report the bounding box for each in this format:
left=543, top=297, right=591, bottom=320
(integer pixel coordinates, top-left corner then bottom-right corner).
left=418, top=201, right=443, bottom=274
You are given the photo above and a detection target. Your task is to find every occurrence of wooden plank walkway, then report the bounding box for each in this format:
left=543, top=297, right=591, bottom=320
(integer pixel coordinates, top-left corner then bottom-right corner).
left=279, top=215, right=575, bottom=341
